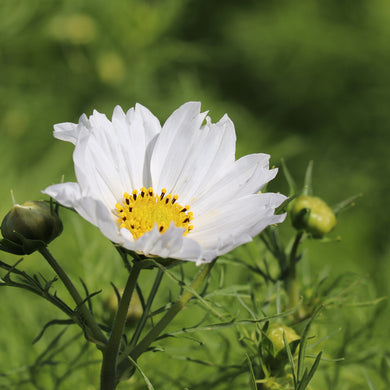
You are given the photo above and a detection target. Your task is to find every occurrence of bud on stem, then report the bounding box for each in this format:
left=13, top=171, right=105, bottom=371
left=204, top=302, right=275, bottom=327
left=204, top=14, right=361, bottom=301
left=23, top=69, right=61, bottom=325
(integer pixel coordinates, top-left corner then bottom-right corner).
left=1, top=201, right=63, bottom=254
left=290, top=195, right=336, bottom=237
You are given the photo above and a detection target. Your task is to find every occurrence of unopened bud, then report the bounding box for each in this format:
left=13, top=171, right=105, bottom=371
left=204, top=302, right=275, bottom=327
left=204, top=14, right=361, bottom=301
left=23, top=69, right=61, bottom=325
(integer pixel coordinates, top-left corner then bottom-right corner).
left=290, top=195, right=336, bottom=237
left=266, top=323, right=300, bottom=355
left=1, top=201, right=63, bottom=254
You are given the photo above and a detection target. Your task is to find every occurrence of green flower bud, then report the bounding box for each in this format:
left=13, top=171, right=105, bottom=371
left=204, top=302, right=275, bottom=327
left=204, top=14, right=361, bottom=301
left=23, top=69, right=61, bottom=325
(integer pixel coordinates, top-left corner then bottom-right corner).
left=266, top=323, right=300, bottom=355
left=1, top=201, right=63, bottom=254
left=290, top=195, right=336, bottom=237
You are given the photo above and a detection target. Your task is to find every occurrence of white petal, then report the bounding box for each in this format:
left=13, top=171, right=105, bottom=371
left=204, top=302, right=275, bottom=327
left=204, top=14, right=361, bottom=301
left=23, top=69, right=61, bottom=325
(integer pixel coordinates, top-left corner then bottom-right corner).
left=42, top=182, right=81, bottom=208
left=73, top=122, right=122, bottom=209
left=167, top=114, right=237, bottom=204
left=53, top=114, right=90, bottom=144
left=151, top=102, right=208, bottom=192
left=43, top=182, right=122, bottom=243
left=190, top=193, right=287, bottom=255
left=120, top=222, right=202, bottom=261
left=191, top=153, right=277, bottom=215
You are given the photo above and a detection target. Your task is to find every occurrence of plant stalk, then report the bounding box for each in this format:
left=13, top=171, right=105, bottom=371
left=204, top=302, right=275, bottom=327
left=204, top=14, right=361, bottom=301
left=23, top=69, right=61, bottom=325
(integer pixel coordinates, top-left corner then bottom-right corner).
left=120, top=260, right=215, bottom=369
left=100, top=261, right=142, bottom=390
left=288, top=232, right=304, bottom=319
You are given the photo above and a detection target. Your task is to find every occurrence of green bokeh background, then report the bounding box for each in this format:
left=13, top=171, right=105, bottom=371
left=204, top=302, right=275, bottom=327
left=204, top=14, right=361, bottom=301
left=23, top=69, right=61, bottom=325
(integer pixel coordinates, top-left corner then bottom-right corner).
left=1, top=0, right=389, bottom=388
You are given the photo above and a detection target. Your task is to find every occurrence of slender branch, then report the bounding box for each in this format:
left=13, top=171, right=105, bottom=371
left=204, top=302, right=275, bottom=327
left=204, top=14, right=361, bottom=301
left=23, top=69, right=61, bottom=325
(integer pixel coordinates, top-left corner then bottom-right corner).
left=100, top=261, right=142, bottom=390
left=39, top=247, right=107, bottom=346
left=128, top=268, right=164, bottom=349
left=120, top=260, right=215, bottom=365
left=287, top=232, right=304, bottom=319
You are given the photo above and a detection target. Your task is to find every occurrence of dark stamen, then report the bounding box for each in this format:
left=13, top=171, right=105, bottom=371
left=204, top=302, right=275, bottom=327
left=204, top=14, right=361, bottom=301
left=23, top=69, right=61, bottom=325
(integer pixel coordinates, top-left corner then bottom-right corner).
left=125, top=198, right=130, bottom=205
left=183, top=218, right=190, bottom=223
left=159, top=225, right=164, bottom=232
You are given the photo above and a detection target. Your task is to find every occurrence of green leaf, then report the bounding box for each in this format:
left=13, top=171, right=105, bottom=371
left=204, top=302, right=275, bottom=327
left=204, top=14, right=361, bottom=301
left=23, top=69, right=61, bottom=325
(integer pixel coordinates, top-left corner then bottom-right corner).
left=332, top=193, right=362, bottom=214
left=33, top=318, right=75, bottom=344
left=281, top=158, right=297, bottom=197
left=283, top=331, right=297, bottom=388
left=302, top=160, right=313, bottom=196
left=297, top=306, right=322, bottom=381
left=246, top=354, right=257, bottom=390
left=275, top=195, right=296, bottom=215
left=301, top=352, right=322, bottom=389
left=125, top=355, right=155, bottom=390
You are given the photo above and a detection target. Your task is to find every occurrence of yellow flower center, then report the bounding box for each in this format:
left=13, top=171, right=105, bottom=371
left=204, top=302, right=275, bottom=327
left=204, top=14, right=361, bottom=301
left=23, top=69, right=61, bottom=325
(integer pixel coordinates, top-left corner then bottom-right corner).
left=116, top=187, right=193, bottom=240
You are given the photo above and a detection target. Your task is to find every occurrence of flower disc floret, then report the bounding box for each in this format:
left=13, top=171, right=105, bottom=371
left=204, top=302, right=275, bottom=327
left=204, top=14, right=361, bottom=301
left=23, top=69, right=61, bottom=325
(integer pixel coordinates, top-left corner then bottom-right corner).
left=116, top=187, right=193, bottom=240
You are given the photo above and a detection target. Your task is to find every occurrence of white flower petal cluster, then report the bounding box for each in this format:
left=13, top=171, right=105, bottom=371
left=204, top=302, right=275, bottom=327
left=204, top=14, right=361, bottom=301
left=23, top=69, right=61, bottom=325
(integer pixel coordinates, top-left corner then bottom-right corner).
left=43, top=102, right=287, bottom=265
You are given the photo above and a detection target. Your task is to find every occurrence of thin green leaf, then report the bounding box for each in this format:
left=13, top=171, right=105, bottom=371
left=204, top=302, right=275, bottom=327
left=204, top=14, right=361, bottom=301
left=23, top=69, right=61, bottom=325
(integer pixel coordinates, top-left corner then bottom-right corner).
left=302, top=160, right=313, bottom=196
left=297, top=305, right=322, bottom=380
left=164, top=308, right=299, bottom=338
left=275, top=196, right=295, bottom=215
left=362, top=368, right=377, bottom=390
left=283, top=331, right=297, bottom=388
left=126, top=355, right=155, bottom=390
left=305, top=353, right=343, bottom=362
left=303, top=351, right=322, bottom=388
left=33, top=319, right=75, bottom=344
left=149, top=259, right=224, bottom=319
left=246, top=354, right=257, bottom=390
left=332, top=193, right=362, bottom=215
left=281, top=158, right=297, bottom=197
left=297, top=368, right=309, bottom=390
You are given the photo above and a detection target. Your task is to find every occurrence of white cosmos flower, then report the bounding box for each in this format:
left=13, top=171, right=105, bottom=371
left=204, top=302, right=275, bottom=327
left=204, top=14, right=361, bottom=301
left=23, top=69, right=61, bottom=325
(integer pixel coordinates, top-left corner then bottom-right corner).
left=43, top=102, right=287, bottom=265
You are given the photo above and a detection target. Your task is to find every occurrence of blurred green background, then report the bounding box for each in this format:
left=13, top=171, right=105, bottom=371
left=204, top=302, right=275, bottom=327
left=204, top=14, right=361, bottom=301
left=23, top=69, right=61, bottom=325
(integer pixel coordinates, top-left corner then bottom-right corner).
left=1, top=0, right=389, bottom=388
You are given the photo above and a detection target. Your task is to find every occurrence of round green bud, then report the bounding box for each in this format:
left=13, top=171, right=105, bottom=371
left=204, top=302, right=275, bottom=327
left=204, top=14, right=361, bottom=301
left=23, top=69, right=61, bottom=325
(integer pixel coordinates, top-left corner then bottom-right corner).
left=290, top=195, right=336, bottom=237
left=1, top=201, right=63, bottom=253
left=266, top=323, right=300, bottom=355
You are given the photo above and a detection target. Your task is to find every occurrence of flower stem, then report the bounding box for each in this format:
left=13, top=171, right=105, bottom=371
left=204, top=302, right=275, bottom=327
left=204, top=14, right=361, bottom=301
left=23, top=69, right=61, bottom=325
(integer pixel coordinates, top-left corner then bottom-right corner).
left=128, top=268, right=164, bottom=349
left=119, top=260, right=215, bottom=368
left=288, top=232, right=304, bottom=319
left=100, top=261, right=142, bottom=390
left=39, top=247, right=107, bottom=346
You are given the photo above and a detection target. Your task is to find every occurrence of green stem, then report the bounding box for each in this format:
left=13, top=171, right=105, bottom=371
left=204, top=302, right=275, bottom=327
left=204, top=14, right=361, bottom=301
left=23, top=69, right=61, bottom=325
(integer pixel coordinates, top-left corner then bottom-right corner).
left=288, top=232, right=304, bottom=319
left=121, top=260, right=215, bottom=365
left=128, top=268, right=164, bottom=349
left=39, top=247, right=107, bottom=346
left=100, top=261, right=142, bottom=390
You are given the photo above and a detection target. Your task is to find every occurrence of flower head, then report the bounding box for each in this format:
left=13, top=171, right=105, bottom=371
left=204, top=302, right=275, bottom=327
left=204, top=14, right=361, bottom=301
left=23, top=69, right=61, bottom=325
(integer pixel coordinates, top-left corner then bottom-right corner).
left=43, top=102, right=286, bottom=265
